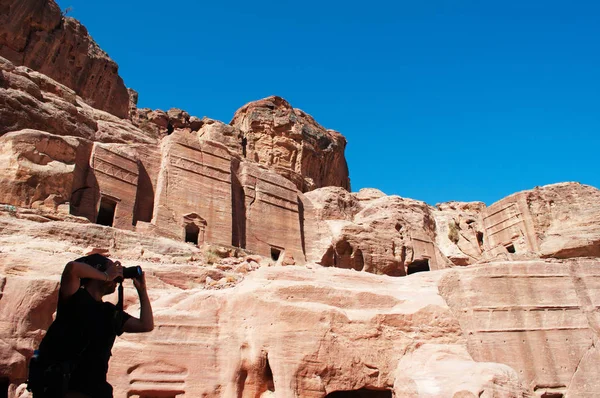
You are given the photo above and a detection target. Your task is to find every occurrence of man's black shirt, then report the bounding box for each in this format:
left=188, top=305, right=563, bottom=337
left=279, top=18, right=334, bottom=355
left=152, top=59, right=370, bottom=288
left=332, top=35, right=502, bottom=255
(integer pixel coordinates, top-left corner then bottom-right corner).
left=38, top=287, right=131, bottom=398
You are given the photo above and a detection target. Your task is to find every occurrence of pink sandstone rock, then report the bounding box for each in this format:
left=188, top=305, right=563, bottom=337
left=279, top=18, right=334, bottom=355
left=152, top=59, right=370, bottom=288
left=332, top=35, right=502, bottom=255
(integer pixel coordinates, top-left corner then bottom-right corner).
left=152, top=131, right=233, bottom=246
left=0, top=56, right=156, bottom=144
left=0, top=129, right=89, bottom=208
left=439, top=258, right=600, bottom=397
left=237, top=161, right=305, bottom=263
left=0, top=0, right=130, bottom=118
left=230, top=96, right=350, bottom=192
left=304, top=188, right=452, bottom=276
left=481, top=182, right=600, bottom=260
left=434, top=201, right=487, bottom=266
left=0, top=226, right=531, bottom=397
left=1, top=3, right=600, bottom=396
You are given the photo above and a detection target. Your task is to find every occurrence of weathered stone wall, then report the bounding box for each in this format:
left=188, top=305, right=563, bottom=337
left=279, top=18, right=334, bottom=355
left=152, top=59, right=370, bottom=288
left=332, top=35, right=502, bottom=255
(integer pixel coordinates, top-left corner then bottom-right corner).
left=153, top=132, right=233, bottom=246
left=439, top=259, right=600, bottom=397
left=239, top=162, right=305, bottom=263
left=304, top=188, right=451, bottom=276
left=482, top=194, right=540, bottom=256
left=0, top=129, right=82, bottom=208
left=88, top=144, right=139, bottom=230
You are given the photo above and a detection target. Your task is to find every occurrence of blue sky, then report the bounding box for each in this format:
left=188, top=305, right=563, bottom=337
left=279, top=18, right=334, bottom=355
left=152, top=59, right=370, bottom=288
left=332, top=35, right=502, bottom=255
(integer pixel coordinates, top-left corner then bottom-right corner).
left=56, top=0, right=599, bottom=205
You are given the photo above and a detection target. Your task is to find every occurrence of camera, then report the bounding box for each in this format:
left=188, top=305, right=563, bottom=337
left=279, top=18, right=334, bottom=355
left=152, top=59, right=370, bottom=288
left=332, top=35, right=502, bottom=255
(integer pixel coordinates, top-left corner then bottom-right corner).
left=123, top=266, right=143, bottom=279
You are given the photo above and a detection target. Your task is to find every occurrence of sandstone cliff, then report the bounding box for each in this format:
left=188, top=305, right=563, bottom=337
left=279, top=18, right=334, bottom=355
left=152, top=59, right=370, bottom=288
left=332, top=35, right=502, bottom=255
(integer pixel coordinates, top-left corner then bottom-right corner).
left=231, top=96, right=350, bottom=193
left=0, top=0, right=130, bottom=118
left=1, top=1, right=600, bottom=397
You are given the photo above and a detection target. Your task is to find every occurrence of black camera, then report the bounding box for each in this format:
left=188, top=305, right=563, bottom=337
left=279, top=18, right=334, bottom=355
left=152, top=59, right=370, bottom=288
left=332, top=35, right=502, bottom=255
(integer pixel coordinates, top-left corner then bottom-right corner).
left=123, top=266, right=143, bottom=279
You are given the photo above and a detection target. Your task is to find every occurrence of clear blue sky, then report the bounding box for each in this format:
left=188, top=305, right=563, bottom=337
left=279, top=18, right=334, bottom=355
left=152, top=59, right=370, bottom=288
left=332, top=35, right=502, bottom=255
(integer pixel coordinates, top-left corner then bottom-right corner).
left=56, top=0, right=599, bottom=205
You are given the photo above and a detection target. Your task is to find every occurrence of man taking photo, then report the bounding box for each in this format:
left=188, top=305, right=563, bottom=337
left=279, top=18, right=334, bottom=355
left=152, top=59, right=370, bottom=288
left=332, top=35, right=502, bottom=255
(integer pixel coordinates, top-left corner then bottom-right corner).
left=29, top=252, right=154, bottom=398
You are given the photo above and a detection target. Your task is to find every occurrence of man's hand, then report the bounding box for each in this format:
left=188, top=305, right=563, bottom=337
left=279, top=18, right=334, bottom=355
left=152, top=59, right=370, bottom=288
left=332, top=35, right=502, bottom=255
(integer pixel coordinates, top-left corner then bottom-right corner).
left=133, top=271, right=147, bottom=291
left=104, top=260, right=123, bottom=281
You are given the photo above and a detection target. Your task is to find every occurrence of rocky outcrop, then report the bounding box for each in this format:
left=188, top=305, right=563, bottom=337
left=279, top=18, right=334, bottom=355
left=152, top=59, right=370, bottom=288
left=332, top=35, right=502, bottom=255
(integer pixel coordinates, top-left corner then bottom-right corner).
left=1, top=2, right=600, bottom=397
left=433, top=183, right=600, bottom=265
left=433, top=201, right=486, bottom=266
left=230, top=96, right=350, bottom=192
left=439, top=258, right=600, bottom=397
left=526, top=183, right=600, bottom=258
left=480, top=182, right=600, bottom=260
left=0, top=0, right=130, bottom=118
left=0, top=217, right=532, bottom=397
left=0, top=56, right=156, bottom=143
left=304, top=188, right=451, bottom=276
left=0, top=129, right=89, bottom=209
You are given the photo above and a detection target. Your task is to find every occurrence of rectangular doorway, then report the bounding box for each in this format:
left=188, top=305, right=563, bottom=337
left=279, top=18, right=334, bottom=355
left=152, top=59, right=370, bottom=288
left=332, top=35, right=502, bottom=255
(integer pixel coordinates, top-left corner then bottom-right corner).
left=96, top=196, right=117, bottom=227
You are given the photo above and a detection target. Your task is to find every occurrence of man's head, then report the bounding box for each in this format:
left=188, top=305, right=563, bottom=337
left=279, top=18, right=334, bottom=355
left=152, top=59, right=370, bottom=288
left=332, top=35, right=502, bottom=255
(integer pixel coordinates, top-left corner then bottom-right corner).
left=75, top=253, right=117, bottom=295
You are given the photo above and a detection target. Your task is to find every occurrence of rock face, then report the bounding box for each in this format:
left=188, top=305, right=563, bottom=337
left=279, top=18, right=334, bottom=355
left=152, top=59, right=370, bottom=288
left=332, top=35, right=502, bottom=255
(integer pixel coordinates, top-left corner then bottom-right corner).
left=433, top=201, right=486, bottom=266
left=0, top=56, right=156, bottom=143
left=303, top=188, right=451, bottom=276
left=434, top=183, right=600, bottom=265
left=1, top=2, right=600, bottom=397
left=0, top=217, right=532, bottom=397
left=440, top=259, right=600, bottom=398
left=0, top=0, right=130, bottom=118
left=0, top=129, right=86, bottom=209
left=153, top=131, right=233, bottom=246
left=230, top=96, right=350, bottom=193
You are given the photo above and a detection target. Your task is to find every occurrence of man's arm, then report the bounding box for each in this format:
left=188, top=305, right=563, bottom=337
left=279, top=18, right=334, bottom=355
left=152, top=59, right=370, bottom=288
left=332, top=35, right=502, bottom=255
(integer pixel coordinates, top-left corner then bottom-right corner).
left=122, top=272, right=154, bottom=333
left=59, top=260, right=121, bottom=300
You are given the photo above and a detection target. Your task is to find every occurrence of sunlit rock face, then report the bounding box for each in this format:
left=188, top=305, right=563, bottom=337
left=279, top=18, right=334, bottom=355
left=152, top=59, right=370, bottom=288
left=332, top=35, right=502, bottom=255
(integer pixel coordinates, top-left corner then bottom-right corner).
left=0, top=0, right=131, bottom=118
left=303, top=187, right=452, bottom=276
left=433, top=182, right=600, bottom=264
left=230, top=96, right=350, bottom=193
left=439, top=258, right=600, bottom=398
left=1, top=1, right=600, bottom=397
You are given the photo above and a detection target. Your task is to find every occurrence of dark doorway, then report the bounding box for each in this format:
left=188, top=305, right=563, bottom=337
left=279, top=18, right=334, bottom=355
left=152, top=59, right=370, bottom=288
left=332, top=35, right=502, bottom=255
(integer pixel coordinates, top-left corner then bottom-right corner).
left=0, top=377, right=8, bottom=398
left=407, top=259, right=430, bottom=275
left=271, top=247, right=281, bottom=261
left=241, top=136, right=248, bottom=158
left=263, top=355, right=275, bottom=393
left=96, top=197, right=117, bottom=226
left=476, top=231, right=484, bottom=248
left=326, top=388, right=392, bottom=398
left=506, top=243, right=516, bottom=253
left=185, top=223, right=200, bottom=245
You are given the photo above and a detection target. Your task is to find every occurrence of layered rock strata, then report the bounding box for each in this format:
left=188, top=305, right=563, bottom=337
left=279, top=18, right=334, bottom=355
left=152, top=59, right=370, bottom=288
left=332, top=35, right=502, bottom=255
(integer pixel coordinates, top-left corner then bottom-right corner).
left=1, top=1, right=600, bottom=397
left=0, top=218, right=534, bottom=397
left=230, top=96, right=350, bottom=193
left=0, top=0, right=130, bottom=118
left=303, top=187, right=451, bottom=276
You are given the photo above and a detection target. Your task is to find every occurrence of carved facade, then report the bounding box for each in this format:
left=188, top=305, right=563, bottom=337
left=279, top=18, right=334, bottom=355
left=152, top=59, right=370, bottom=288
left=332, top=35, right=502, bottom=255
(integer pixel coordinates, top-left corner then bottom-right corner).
left=60, top=130, right=308, bottom=262
left=482, top=193, right=540, bottom=256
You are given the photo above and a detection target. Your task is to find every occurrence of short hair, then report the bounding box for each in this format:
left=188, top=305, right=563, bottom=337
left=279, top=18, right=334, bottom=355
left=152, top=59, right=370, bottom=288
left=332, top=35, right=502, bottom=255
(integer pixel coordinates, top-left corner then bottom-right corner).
left=75, top=253, right=112, bottom=285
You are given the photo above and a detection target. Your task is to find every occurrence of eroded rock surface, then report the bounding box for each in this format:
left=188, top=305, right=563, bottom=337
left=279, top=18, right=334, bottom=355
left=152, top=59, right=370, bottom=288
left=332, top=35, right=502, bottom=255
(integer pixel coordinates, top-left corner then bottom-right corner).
left=0, top=218, right=533, bottom=397
left=0, top=0, right=130, bottom=118
left=230, top=96, right=350, bottom=192
left=1, top=1, right=600, bottom=397
left=433, top=183, right=600, bottom=265
left=304, top=188, right=451, bottom=276
left=439, top=259, right=600, bottom=397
